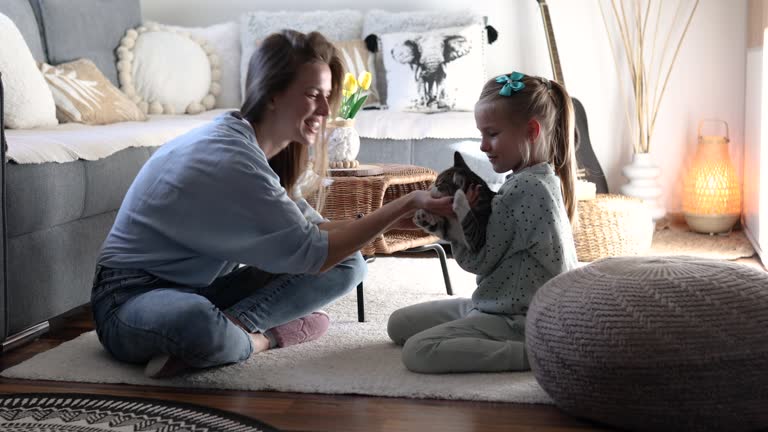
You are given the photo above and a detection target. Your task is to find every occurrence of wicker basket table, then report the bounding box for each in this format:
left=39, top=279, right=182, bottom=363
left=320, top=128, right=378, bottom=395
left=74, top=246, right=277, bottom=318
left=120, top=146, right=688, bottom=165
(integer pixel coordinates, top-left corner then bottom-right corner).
left=319, top=164, right=452, bottom=322
left=321, top=164, right=441, bottom=256
left=573, top=194, right=654, bottom=262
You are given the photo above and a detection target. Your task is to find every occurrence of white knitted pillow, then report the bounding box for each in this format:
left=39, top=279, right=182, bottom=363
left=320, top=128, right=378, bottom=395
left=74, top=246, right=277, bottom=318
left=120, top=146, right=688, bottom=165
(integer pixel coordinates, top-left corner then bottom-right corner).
left=117, top=22, right=221, bottom=115
left=238, top=10, right=363, bottom=99
left=0, top=12, right=57, bottom=129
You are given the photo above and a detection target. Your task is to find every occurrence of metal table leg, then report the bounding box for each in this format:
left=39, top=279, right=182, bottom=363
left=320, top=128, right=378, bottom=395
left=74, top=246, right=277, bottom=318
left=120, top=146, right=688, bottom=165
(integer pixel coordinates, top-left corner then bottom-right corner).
left=402, top=243, right=453, bottom=295
left=356, top=256, right=377, bottom=322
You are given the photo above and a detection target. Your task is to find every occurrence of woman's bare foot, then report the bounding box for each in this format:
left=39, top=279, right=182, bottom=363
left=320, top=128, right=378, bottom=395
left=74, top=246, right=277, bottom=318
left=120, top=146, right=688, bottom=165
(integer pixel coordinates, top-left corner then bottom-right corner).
left=224, top=312, right=271, bottom=355
left=249, top=332, right=270, bottom=354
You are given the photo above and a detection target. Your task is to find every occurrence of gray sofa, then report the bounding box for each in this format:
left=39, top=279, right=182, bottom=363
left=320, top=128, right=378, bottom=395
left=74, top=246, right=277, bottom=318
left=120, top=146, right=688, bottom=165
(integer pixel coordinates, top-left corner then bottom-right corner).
left=0, top=0, right=149, bottom=349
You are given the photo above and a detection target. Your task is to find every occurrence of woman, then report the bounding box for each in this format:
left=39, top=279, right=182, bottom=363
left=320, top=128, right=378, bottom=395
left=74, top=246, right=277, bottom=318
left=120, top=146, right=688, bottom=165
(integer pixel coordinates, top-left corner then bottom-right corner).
left=91, top=30, right=453, bottom=379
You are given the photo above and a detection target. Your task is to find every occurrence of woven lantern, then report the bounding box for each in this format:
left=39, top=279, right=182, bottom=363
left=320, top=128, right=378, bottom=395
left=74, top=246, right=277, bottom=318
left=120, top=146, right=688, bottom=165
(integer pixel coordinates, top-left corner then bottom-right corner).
left=682, top=120, right=741, bottom=234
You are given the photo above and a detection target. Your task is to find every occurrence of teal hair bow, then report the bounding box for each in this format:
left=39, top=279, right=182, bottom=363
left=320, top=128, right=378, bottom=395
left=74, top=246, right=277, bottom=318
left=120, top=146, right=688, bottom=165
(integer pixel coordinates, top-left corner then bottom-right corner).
left=496, top=72, right=525, bottom=96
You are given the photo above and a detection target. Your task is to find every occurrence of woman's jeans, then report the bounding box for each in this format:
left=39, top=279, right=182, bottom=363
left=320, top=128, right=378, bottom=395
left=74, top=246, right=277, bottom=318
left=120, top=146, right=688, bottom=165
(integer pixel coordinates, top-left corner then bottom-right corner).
left=91, top=253, right=366, bottom=369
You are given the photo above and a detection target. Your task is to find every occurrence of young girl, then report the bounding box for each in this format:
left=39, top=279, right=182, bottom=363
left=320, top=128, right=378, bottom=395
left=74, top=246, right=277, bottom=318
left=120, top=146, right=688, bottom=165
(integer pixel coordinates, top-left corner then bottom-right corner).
left=387, top=72, right=579, bottom=373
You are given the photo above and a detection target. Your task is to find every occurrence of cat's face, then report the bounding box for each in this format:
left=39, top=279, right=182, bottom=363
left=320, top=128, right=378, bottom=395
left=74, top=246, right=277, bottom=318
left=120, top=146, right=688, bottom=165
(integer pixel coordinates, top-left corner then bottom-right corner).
left=431, top=152, right=487, bottom=198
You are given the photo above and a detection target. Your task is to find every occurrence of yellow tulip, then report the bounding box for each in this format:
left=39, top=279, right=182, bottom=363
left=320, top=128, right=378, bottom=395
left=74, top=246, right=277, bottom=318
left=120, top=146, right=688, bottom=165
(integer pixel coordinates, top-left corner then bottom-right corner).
left=342, top=89, right=352, bottom=98
left=357, top=71, right=372, bottom=91
left=343, top=72, right=358, bottom=94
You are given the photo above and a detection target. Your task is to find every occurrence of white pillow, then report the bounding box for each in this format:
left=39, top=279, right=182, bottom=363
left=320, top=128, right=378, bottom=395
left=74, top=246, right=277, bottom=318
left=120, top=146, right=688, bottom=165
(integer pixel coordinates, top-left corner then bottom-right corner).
left=117, top=22, right=220, bottom=115
left=166, top=21, right=241, bottom=109
left=362, top=9, right=484, bottom=36
left=380, top=25, right=486, bottom=112
left=239, top=10, right=364, bottom=99
left=0, top=12, right=57, bottom=129
left=362, top=10, right=486, bottom=109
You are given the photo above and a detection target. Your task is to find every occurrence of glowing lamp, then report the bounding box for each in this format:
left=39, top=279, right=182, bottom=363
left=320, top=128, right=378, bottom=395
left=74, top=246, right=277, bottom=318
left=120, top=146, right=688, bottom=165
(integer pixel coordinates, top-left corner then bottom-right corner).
left=682, top=120, right=741, bottom=234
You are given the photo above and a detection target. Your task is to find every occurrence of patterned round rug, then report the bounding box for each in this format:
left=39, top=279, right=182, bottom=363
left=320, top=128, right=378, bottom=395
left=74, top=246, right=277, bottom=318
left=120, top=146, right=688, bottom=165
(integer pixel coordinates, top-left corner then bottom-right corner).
left=0, top=393, right=281, bottom=431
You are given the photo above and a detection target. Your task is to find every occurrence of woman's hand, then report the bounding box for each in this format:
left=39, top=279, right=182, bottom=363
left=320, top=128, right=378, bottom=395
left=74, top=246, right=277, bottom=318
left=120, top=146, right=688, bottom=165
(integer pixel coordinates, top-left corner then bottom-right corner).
left=390, top=211, right=420, bottom=230
left=408, top=190, right=454, bottom=217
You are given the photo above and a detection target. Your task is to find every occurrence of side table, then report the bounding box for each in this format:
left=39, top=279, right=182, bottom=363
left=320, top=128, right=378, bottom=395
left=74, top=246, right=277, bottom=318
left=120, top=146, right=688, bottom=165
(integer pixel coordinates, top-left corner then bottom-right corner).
left=321, top=164, right=454, bottom=322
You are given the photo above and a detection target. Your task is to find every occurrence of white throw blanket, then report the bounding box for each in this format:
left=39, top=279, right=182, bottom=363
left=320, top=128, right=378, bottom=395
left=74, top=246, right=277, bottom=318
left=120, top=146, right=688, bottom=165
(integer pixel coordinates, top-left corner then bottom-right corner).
left=355, top=109, right=480, bottom=140
left=5, top=109, right=226, bottom=164
left=6, top=110, right=480, bottom=165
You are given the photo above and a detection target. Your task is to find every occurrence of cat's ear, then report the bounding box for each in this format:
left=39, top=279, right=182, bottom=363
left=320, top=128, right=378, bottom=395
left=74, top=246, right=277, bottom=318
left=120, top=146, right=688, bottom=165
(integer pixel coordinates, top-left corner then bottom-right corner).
left=453, top=151, right=469, bottom=168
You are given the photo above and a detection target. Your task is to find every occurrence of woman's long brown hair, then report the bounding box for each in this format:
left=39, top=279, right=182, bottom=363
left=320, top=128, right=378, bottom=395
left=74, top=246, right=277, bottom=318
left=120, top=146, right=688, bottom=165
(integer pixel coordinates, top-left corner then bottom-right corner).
left=240, top=30, right=343, bottom=211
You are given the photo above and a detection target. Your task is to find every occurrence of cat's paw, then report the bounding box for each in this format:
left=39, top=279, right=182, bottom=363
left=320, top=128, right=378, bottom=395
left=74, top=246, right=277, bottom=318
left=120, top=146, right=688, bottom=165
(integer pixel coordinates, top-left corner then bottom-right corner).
left=452, top=188, right=471, bottom=221
left=413, top=210, right=440, bottom=233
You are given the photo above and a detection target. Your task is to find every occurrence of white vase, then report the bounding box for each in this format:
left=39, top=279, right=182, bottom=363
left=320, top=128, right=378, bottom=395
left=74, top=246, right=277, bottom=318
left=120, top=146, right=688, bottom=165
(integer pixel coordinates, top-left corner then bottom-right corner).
left=326, top=118, right=360, bottom=168
left=620, top=152, right=666, bottom=221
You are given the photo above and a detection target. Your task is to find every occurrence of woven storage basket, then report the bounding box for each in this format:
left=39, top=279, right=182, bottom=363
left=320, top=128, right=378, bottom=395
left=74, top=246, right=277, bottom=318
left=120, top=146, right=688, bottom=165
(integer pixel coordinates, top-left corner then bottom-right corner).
left=574, top=194, right=653, bottom=261
left=314, top=164, right=439, bottom=255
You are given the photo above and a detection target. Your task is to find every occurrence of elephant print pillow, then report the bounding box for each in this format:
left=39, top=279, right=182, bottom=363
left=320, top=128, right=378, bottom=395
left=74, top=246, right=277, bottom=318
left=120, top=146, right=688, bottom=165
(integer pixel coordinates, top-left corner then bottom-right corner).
left=380, top=25, right=485, bottom=113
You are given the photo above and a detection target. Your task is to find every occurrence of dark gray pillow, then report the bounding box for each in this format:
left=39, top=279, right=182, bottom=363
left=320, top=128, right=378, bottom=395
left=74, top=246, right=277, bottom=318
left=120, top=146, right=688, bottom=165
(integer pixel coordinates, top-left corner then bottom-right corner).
left=0, top=0, right=46, bottom=62
left=526, top=256, right=768, bottom=432
left=37, top=0, right=141, bottom=85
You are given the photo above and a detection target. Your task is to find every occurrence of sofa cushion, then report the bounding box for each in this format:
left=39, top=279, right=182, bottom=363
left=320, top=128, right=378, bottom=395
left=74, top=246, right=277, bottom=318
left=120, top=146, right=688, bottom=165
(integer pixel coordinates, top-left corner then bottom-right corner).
left=37, top=0, right=141, bottom=86
left=380, top=24, right=485, bottom=112
left=0, top=0, right=45, bottom=61
left=362, top=9, right=485, bottom=106
left=117, top=23, right=219, bottom=115
left=0, top=10, right=57, bottom=129
left=335, top=39, right=380, bottom=107
left=526, top=256, right=768, bottom=432
left=167, top=21, right=241, bottom=109
left=239, top=9, right=364, bottom=99
left=6, top=146, right=158, bottom=237
left=40, top=58, right=147, bottom=125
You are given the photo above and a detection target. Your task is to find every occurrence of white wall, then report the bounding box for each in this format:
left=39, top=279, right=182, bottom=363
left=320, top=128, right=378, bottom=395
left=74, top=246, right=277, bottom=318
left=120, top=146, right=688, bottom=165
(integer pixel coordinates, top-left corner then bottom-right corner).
left=142, top=0, right=748, bottom=213
left=745, top=47, right=765, bottom=260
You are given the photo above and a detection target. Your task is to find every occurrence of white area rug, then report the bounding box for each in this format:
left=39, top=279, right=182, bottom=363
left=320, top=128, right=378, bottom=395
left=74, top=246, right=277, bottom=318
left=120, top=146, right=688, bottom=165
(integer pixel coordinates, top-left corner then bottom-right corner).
left=2, top=257, right=552, bottom=404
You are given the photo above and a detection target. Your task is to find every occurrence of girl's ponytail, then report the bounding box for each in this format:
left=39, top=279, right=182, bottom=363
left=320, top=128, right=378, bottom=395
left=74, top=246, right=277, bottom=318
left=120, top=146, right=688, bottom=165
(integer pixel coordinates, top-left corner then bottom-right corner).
left=548, top=80, right=578, bottom=224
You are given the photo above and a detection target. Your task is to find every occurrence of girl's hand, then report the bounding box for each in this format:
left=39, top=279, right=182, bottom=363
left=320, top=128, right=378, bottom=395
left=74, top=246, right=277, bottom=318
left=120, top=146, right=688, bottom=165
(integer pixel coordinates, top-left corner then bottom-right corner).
left=465, top=184, right=482, bottom=208
left=408, top=190, right=454, bottom=217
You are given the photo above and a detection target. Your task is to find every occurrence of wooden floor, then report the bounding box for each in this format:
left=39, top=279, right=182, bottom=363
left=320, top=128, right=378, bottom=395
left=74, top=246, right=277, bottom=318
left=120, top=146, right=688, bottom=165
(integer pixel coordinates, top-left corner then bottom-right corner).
left=1, top=255, right=764, bottom=432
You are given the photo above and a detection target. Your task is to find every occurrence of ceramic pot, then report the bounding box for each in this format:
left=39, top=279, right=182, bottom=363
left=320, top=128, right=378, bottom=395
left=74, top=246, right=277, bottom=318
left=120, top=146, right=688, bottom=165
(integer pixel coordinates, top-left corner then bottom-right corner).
left=620, top=152, right=666, bottom=221
left=326, top=118, right=360, bottom=168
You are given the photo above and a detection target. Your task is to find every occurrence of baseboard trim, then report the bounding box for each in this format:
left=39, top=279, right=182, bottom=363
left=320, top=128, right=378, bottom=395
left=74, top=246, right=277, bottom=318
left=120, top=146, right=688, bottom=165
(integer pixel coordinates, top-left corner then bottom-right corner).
left=2, top=321, right=50, bottom=352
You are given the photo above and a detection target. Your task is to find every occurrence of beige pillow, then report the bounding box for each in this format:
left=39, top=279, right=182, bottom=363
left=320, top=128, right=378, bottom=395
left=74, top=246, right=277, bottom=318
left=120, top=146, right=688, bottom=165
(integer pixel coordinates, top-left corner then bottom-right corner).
left=40, top=59, right=146, bottom=125
left=334, top=39, right=380, bottom=107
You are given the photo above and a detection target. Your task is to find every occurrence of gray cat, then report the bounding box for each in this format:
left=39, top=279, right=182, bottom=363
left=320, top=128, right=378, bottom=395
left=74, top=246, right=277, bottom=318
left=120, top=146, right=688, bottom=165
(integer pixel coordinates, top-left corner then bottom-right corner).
left=414, top=152, right=496, bottom=252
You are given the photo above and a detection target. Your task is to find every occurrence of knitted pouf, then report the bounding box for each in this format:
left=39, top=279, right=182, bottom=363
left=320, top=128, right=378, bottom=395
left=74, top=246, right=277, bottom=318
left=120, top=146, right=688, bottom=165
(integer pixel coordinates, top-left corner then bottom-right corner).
left=526, top=256, right=768, bottom=432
